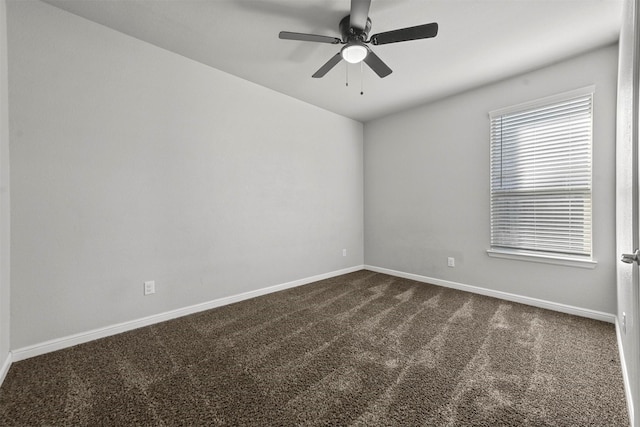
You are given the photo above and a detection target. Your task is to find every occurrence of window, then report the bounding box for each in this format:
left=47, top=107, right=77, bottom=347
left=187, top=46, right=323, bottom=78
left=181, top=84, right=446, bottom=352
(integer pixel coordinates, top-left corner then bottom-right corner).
left=487, top=87, right=596, bottom=268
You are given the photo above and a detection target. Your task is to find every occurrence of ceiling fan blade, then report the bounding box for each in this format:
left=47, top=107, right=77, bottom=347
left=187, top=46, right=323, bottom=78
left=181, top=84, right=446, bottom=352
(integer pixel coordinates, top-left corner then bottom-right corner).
left=279, top=31, right=341, bottom=44
left=370, top=22, right=438, bottom=46
left=350, top=0, right=371, bottom=31
left=312, top=52, right=343, bottom=78
left=363, top=49, right=392, bottom=78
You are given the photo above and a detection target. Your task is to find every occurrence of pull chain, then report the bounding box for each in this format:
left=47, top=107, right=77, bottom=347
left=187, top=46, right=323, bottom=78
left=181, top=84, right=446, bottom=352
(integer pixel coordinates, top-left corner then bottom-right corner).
left=346, top=62, right=349, bottom=87
left=360, top=61, right=364, bottom=95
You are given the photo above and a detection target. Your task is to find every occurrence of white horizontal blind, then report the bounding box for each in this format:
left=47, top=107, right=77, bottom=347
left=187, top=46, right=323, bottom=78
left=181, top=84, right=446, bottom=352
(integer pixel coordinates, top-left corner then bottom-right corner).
left=490, top=90, right=593, bottom=258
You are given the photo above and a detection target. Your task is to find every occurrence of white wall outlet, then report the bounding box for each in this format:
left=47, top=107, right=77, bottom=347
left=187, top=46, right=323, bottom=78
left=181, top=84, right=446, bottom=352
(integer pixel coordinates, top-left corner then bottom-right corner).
left=447, top=257, right=455, bottom=267
left=144, top=280, right=155, bottom=296
left=622, top=312, right=627, bottom=334
left=343, top=249, right=347, bottom=257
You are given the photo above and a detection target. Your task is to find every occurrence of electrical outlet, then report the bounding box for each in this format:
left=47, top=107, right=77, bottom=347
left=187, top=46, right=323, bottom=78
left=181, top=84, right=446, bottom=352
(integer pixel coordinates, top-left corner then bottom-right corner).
left=144, top=280, right=155, bottom=296
left=343, top=249, right=347, bottom=257
left=622, top=312, right=627, bottom=334
left=447, top=257, right=455, bottom=267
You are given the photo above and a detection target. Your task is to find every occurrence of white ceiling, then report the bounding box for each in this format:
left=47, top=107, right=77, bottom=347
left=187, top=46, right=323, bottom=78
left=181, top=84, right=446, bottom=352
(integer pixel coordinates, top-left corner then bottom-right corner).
left=41, top=0, right=623, bottom=122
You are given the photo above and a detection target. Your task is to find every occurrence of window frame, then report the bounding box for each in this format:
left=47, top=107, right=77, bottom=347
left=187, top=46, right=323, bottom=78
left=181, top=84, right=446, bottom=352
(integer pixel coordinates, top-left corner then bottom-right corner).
left=486, top=86, right=597, bottom=269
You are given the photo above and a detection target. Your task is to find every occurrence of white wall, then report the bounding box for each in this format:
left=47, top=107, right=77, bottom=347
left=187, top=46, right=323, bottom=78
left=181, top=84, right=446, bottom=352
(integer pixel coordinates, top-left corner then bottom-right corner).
left=0, top=0, right=10, bottom=373
left=364, top=45, right=619, bottom=314
left=7, top=0, right=363, bottom=350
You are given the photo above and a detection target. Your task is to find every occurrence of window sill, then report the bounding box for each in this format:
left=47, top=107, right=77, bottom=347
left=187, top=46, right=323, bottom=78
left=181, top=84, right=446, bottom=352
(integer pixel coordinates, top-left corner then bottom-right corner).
left=486, top=249, right=597, bottom=269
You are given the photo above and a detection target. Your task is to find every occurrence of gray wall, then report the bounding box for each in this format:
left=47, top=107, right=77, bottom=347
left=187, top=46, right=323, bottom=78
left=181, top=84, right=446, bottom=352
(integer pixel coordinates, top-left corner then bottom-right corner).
left=0, top=0, right=10, bottom=368
left=8, top=0, right=363, bottom=349
left=364, top=45, right=619, bottom=314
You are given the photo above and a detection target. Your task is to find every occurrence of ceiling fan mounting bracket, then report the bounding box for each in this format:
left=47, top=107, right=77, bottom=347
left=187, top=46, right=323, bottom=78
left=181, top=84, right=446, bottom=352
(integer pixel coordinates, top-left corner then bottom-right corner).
left=339, top=15, right=371, bottom=44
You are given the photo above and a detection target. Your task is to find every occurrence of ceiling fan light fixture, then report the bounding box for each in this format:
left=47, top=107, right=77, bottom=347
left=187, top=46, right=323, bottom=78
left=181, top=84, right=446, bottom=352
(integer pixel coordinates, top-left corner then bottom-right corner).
left=279, top=0, right=438, bottom=79
left=341, top=43, right=368, bottom=64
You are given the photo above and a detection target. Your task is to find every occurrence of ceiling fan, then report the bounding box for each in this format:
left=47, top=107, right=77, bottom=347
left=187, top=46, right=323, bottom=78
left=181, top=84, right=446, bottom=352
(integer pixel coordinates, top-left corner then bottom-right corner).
left=278, top=0, right=438, bottom=79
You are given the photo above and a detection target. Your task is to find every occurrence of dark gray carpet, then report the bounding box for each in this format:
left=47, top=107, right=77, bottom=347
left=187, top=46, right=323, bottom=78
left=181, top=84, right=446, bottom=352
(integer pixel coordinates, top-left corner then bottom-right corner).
left=0, top=270, right=629, bottom=425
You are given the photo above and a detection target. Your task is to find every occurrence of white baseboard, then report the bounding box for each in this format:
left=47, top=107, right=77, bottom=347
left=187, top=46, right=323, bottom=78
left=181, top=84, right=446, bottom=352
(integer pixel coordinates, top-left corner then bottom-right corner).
left=0, top=351, right=12, bottom=386
left=364, top=265, right=616, bottom=323
left=616, top=318, right=636, bottom=427
left=9, top=264, right=615, bottom=363
left=11, top=265, right=365, bottom=363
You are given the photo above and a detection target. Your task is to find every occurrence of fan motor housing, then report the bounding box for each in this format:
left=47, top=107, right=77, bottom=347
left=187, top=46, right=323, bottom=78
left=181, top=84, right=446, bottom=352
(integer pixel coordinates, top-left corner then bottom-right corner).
left=339, top=15, right=371, bottom=43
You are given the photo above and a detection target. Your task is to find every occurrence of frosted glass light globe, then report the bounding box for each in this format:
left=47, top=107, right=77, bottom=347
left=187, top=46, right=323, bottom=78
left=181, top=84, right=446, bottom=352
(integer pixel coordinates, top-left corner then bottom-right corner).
left=341, top=43, right=368, bottom=64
